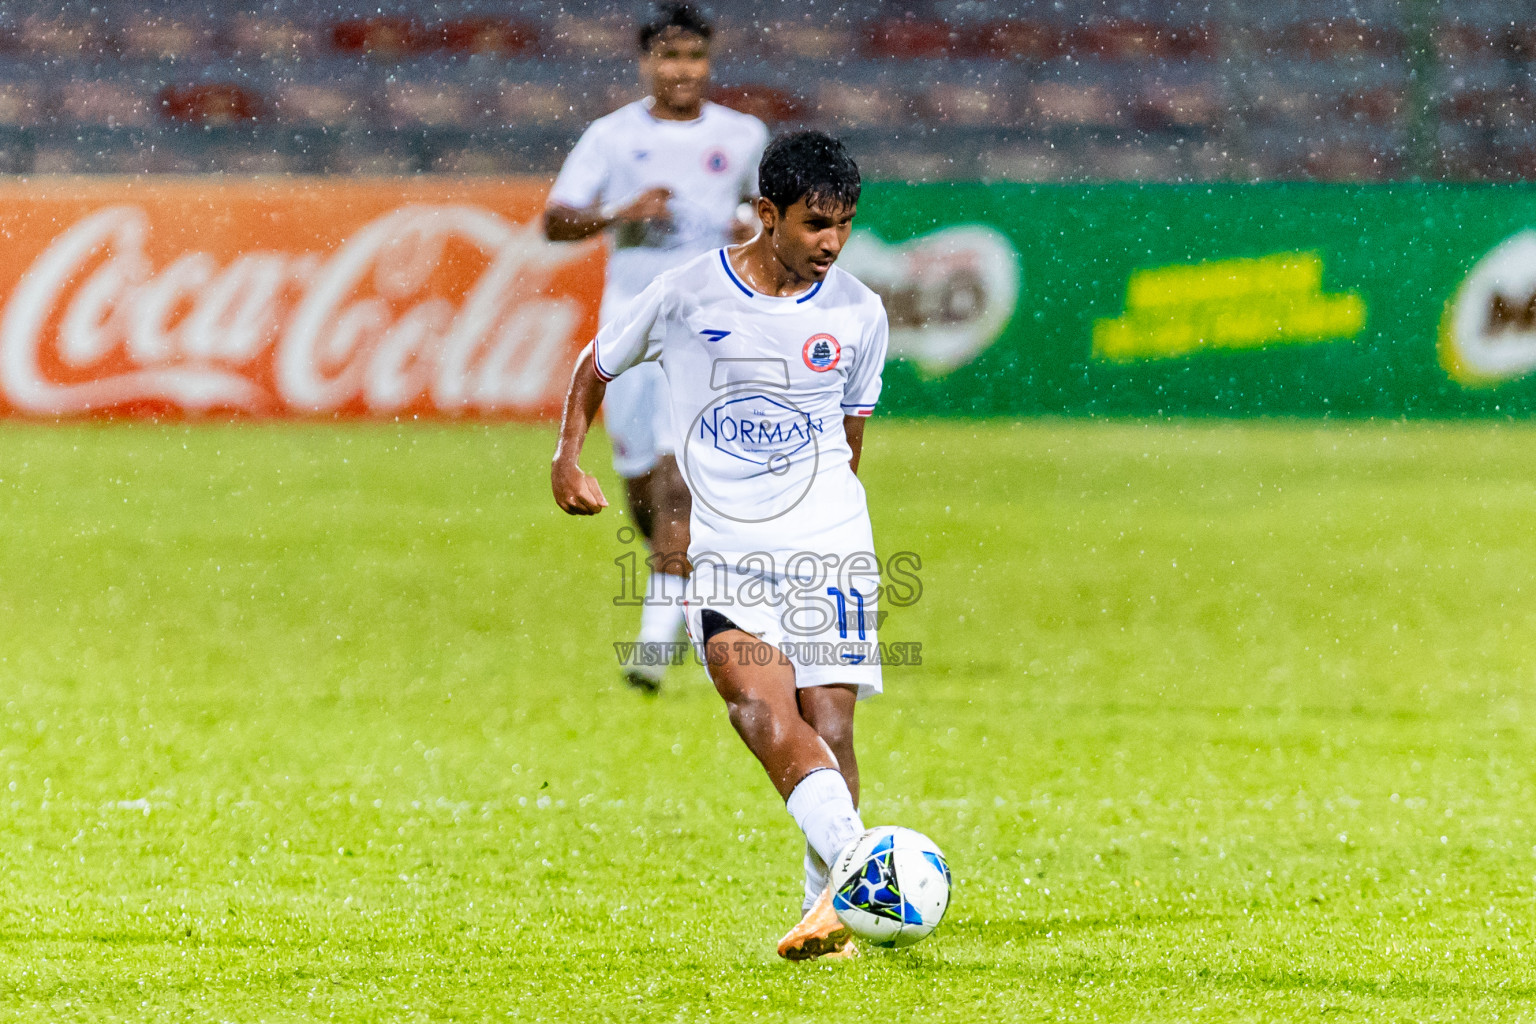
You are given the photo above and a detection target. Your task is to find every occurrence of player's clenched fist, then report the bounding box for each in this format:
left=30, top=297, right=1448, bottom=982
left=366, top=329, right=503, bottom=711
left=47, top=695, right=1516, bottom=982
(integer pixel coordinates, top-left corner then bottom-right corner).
left=551, top=458, right=609, bottom=515
left=612, top=186, right=673, bottom=226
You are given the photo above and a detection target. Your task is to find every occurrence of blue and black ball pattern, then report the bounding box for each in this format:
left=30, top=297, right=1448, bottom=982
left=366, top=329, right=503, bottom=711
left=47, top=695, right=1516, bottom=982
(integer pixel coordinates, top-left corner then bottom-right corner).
left=833, top=834, right=925, bottom=941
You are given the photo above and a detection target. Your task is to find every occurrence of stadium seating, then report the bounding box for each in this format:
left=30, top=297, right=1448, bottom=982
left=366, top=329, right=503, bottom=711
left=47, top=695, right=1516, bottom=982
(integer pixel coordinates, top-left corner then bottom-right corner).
left=0, top=0, right=1525, bottom=181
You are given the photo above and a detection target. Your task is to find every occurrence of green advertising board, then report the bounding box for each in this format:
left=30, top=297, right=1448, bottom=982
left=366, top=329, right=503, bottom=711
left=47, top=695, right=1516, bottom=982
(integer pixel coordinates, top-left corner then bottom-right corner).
left=847, top=183, right=1536, bottom=416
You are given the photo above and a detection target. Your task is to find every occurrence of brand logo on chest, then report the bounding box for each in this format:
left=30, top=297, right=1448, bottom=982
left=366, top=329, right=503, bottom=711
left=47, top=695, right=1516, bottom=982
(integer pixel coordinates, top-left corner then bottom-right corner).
left=699, top=393, right=823, bottom=465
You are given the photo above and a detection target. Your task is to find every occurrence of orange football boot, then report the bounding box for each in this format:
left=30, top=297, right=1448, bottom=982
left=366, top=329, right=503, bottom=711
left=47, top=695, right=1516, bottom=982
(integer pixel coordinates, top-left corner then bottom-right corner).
left=776, top=885, right=853, bottom=961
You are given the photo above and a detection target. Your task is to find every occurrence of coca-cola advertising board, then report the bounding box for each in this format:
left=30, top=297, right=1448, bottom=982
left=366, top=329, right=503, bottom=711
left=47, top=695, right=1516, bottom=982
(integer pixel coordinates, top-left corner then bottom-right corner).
left=0, top=179, right=603, bottom=419
left=17, top=178, right=1536, bottom=421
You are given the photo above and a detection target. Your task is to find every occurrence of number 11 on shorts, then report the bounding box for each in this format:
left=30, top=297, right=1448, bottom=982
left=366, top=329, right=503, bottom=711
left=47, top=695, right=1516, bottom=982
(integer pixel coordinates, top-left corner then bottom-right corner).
left=826, top=587, right=867, bottom=640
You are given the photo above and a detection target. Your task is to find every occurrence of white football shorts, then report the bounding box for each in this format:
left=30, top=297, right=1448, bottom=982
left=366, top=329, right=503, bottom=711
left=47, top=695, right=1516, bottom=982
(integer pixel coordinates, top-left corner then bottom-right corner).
left=681, top=563, right=883, bottom=700
left=604, top=360, right=676, bottom=479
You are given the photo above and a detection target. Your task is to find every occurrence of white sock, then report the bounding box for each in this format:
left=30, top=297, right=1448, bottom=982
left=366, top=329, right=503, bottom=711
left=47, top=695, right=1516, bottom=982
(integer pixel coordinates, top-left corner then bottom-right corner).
left=637, top=571, right=688, bottom=648
left=803, top=843, right=829, bottom=913
left=785, top=768, right=865, bottom=871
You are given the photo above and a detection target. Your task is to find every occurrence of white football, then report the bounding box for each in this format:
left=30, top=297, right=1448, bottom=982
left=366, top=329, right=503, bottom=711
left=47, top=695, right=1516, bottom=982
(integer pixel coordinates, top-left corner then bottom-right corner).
left=829, top=826, right=951, bottom=947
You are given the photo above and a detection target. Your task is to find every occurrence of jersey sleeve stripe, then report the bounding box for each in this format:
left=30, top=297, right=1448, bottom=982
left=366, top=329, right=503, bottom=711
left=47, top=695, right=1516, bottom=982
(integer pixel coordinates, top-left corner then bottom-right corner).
left=591, top=344, right=616, bottom=382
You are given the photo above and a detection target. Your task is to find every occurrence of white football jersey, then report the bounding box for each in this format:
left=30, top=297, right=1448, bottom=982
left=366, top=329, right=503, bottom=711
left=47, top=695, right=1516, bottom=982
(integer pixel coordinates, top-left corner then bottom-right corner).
left=549, top=99, right=770, bottom=323
left=593, top=248, right=889, bottom=567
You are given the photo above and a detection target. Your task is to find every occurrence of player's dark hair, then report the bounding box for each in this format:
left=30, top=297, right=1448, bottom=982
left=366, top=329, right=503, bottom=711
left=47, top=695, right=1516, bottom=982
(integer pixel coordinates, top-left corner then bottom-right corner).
left=638, top=2, right=713, bottom=51
left=758, top=131, right=862, bottom=215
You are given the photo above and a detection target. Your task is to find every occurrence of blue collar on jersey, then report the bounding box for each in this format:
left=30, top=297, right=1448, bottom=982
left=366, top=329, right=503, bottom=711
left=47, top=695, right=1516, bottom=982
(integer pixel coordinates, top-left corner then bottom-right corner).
left=718, top=249, right=823, bottom=304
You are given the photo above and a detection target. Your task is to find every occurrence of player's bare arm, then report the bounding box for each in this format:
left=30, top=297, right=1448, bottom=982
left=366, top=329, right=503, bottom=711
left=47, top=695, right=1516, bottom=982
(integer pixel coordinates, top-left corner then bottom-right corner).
left=543, top=187, right=674, bottom=243
left=551, top=345, right=610, bottom=515
left=845, top=416, right=866, bottom=475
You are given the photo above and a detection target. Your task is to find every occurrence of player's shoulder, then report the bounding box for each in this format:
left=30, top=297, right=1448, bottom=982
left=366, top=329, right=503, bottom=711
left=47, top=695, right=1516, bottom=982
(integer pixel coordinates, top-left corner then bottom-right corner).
left=648, top=248, right=724, bottom=302
left=823, top=265, right=886, bottom=315
left=701, top=102, right=770, bottom=139
left=579, top=100, right=649, bottom=140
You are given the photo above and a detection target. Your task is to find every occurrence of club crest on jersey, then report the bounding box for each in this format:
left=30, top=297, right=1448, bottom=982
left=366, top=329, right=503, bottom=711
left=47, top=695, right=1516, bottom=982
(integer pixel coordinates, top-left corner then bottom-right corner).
left=703, top=148, right=730, bottom=174
left=802, top=334, right=841, bottom=372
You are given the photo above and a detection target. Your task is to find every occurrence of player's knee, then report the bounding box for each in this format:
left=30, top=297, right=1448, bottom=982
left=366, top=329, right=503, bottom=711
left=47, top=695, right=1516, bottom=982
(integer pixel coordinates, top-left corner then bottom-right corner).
left=628, top=503, right=656, bottom=542
left=724, top=693, right=776, bottom=743
left=658, top=473, right=691, bottom=515
left=651, top=458, right=690, bottom=510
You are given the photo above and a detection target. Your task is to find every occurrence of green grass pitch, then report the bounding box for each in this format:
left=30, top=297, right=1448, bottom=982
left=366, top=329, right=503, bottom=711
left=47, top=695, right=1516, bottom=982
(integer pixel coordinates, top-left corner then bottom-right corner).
left=2, top=418, right=1535, bottom=1021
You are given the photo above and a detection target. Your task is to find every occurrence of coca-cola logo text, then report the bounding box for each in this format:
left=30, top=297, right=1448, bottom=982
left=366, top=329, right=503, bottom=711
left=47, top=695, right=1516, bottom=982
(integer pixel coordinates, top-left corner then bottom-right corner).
left=0, top=199, right=597, bottom=416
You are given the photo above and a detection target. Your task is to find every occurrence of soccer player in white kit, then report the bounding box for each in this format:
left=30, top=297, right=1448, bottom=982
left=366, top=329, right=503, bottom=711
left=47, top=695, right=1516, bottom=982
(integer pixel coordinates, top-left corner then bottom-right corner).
left=544, top=2, right=768, bottom=694
left=553, top=132, right=891, bottom=960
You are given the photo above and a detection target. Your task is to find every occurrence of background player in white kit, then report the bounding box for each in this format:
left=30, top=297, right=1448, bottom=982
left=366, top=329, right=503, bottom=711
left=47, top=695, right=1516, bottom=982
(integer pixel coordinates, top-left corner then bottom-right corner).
left=544, top=2, right=768, bottom=694
left=553, top=132, right=895, bottom=960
